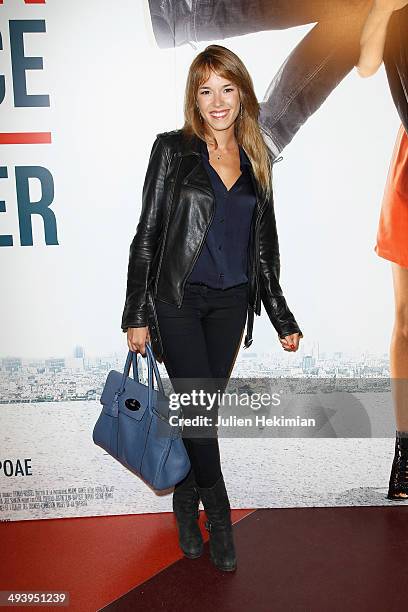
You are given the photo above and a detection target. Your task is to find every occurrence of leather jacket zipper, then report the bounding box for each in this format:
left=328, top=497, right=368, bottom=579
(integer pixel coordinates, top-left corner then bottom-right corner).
left=253, top=197, right=267, bottom=314
left=154, top=155, right=182, bottom=296
left=178, top=185, right=216, bottom=307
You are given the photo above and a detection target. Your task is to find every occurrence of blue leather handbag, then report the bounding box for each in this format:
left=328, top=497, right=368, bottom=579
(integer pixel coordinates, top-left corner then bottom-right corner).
left=92, top=342, right=191, bottom=490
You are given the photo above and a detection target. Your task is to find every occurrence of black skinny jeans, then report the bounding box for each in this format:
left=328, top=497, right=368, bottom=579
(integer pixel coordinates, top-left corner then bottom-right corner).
left=154, top=281, right=249, bottom=488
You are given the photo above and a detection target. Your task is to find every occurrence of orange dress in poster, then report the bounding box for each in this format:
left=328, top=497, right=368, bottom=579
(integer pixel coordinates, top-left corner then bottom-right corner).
left=375, top=124, right=408, bottom=269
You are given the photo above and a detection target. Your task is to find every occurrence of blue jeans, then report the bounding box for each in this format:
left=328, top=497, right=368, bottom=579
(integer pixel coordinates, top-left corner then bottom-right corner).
left=154, top=281, right=248, bottom=486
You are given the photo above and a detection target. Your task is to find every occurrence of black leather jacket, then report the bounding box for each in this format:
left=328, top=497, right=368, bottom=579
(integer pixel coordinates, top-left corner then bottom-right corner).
left=121, top=128, right=302, bottom=362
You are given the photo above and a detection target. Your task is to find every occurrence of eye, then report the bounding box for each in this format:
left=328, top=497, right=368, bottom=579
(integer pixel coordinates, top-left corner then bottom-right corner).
left=224, top=87, right=234, bottom=93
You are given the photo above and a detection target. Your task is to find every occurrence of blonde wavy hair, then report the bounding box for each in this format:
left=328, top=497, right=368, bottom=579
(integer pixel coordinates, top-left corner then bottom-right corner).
left=183, top=44, right=272, bottom=199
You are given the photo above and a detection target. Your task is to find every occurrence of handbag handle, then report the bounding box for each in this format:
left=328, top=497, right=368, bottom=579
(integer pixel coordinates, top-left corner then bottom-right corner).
left=131, top=351, right=138, bottom=380
left=118, top=343, right=165, bottom=403
left=144, top=342, right=165, bottom=395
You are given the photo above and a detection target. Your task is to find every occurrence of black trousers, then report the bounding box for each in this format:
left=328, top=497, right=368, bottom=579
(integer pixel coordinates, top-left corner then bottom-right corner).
left=154, top=281, right=249, bottom=488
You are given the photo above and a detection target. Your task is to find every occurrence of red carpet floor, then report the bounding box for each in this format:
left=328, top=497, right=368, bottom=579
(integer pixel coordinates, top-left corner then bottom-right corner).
left=3, top=505, right=408, bottom=611
left=0, top=509, right=253, bottom=612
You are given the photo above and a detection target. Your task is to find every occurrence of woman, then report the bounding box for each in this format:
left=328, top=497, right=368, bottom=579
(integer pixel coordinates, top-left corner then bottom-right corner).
left=357, top=0, right=408, bottom=499
left=121, top=45, right=303, bottom=571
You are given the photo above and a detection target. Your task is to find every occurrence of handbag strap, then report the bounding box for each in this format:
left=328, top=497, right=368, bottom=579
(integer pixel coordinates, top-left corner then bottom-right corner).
left=118, top=343, right=165, bottom=402
left=145, top=342, right=165, bottom=394
left=131, top=351, right=138, bottom=380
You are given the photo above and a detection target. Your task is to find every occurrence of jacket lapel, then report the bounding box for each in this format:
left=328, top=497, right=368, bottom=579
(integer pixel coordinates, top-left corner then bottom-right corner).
left=181, top=157, right=215, bottom=198
left=178, top=133, right=214, bottom=198
left=178, top=131, right=266, bottom=214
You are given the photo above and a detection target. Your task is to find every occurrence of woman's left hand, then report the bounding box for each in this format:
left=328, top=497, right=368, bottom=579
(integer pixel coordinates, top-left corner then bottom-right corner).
left=279, top=332, right=302, bottom=352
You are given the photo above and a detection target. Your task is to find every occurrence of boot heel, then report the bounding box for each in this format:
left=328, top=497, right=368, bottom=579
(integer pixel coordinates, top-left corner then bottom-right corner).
left=198, top=475, right=237, bottom=572
left=173, top=468, right=204, bottom=558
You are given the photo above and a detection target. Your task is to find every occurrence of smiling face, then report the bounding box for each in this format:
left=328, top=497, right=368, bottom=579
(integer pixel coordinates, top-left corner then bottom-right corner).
left=196, top=69, right=241, bottom=135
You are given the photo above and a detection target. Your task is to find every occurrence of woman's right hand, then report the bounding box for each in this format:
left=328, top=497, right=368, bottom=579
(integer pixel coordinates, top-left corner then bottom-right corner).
left=127, top=326, right=151, bottom=356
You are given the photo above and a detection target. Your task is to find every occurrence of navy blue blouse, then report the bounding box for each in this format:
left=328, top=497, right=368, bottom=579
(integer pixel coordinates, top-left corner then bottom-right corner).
left=186, top=138, right=257, bottom=289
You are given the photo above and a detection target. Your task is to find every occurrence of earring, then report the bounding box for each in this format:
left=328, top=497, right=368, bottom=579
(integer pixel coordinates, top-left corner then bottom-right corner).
left=240, top=103, right=243, bottom=120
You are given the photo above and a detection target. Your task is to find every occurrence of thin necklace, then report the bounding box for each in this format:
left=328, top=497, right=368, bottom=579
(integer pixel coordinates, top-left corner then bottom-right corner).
left=208, top=143, right=238, bottom=161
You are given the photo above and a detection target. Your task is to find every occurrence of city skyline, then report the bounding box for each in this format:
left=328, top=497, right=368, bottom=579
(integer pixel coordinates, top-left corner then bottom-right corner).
left=1, top=341, right=391, bottom=406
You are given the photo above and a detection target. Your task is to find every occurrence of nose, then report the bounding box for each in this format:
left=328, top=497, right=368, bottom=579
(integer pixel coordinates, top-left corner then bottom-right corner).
left=213, top=92, right=223, bottom=106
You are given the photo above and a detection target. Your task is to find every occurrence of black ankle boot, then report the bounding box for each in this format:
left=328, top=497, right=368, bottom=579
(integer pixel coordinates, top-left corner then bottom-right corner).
left=387, top=431, right=408, bottom=500
left=173, top=468, right=203, bottom=558
left=197, top=475, right=237, bottom=572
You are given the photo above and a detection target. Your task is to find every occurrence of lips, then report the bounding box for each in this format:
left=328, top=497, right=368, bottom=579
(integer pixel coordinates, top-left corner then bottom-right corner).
left=209, top=110, right=230, bottom=119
